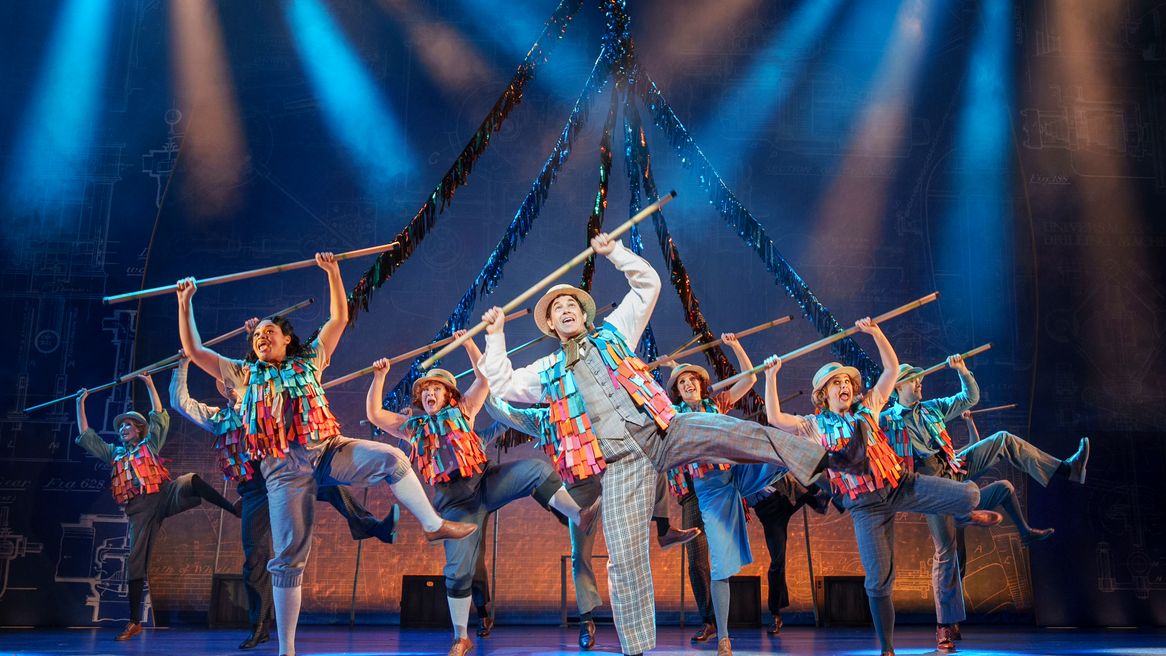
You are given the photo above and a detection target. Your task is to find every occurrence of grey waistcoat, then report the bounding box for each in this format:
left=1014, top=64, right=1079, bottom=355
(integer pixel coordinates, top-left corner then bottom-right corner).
left=568, top=339, right=659, bottom=460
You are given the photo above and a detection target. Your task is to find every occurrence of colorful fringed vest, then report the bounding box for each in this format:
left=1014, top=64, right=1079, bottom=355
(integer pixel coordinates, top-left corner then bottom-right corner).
left=666, top=398, right=732, bottom=498
left=813, top=405, right=904, bottom=500
left=110, top=443, right=171, bottom=504
left=537, top=327, right=676, bottom=483
left=240, top=352, right=341, bottom=458
left=403, top=403, right=489, bottom=485
left=882, top=403, right=965, bottom=477
left=209, top=406, right=257, bottom=483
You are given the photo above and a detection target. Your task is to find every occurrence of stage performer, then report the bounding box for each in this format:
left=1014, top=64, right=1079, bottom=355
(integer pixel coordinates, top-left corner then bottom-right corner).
left=175, top=253, right=477, bottom=656
left=169, top=351, right=399, bottom=649
left=478, top=232, right=829, bottom=656
left=762, top=319, right=1003, bottom=656
left=882, top=358, right=1089, bottom=651
left=365, top=334, right=598, bottom=656
left=73, top=372, right=241, bottom=641
left=664, top=348, right=791, bottom=656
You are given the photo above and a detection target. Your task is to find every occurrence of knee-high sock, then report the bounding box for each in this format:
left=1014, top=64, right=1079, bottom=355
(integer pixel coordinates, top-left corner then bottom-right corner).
left=128, top=578, right=145, bottom=624
left=190, top=475, right=239, bottom=516
left=869, top=594, right=895, bottom=653
left=548, top=487, right=582, bottom=523
left=273, top=585, right=302, bottom=656
left=389, top=469, right=443, bottom=532
left=448, top=595, right=472, bottom=639
left=711, top=578, right=731, bottom=639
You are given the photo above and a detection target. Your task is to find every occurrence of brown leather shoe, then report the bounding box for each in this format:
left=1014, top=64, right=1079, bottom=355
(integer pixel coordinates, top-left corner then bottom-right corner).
left=690, top=622, right=716, bottom=643
left=1066, top=437, right=1090, bottom=484
left=115, top=622, right=142, bottom=641
left=659, top=527, right=701, bottom=550
left=578, top=618, right=597, bottom=650
left=717, top=636, right=733, bottom=656
left=937, top=624, right=957, bottom=651
left=475, top=614, right=494, bottom=638
left=767, top=614, right=783, bottom=635
left=424, top=520, right=478, bottom=542
left=955, top=510, right=1003, bottom=528
left=577, top=496, right=602, bottom=534
left=447, top=636, right=473, bottom=656
left=1020, top=526, right=1055, bottom=545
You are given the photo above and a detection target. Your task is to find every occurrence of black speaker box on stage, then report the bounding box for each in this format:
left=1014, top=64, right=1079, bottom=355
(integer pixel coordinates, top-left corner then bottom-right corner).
left=400, top=575, right=452, bottom=628
left=209, top=574, right=249, bottom=628
left=727, top=575, right=762, bottom=626
left=815, top=576, right=872, bottom=626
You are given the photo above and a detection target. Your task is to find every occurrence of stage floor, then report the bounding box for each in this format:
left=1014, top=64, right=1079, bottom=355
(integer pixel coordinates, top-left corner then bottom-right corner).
left=2, top=625, right=1163, bottom=655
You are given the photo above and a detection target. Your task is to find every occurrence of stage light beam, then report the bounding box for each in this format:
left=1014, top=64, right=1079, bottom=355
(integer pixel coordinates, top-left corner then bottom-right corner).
left=285, top=0, right=415, bottom=195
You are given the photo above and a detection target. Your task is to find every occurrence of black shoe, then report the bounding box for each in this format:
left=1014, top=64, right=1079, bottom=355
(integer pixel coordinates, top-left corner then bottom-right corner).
left=579, top=618, right=596, bottom=650
left=239, top=623, right=269, bottom=649
left=691, top=622, right=716, bottom=643
left=1020, top=526, right=1055, bottom=545
left=476, top=613, right=494, bottom=638
left=369, top=504, right=400, bottom=544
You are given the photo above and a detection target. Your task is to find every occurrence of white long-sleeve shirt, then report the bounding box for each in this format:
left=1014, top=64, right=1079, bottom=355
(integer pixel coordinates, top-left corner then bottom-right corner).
left=479, top=241, right=661, bottom=403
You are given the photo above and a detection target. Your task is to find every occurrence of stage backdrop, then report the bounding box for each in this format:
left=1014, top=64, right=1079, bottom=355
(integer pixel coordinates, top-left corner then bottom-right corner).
left=1, top=0, right=1163, bottom=627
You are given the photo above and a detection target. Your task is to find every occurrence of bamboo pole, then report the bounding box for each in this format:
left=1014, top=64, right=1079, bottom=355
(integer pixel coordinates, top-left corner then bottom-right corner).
left=322, top=308, right=531, bottom=390
left=968, top=403, right=1016, bottom=416
left=646, top=315, right=793, bottom=369
left=452, top=302, right=616, bottom=380
left=22, top=298, right=314, bottom=413
left=418, top=191, right=677, bottom=369
left=709, top=293, right=940, bottom=393
left=103, top=242, right=400, bottom=304
left=895, top=343, right=993, bottom=385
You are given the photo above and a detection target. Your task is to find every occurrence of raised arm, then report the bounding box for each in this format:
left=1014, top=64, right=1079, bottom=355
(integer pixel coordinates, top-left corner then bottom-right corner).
left=365, top=359, right=411, bottom=440
left=176, top=278, right=233, bottom=378
left=138, top=372, right=163, bottom=414
left=856, top=317, right=899, bottom=414
left=934, top=355, right=980, bottom=421
left=457, top=331, right=489, bottom=421
left=763, top=357, right=804, bottom=433
left=477, top=307, right=547, bottom=404
left=961, top=410, right=982, bottom=445
left=597, top=235, right=661, bottom=347
left=313, top=252, right=348, bottom=360
left=168, top=353, right=217, bottom=431
left=73, top=389, right=115, bottom=464
left=722, top=332, right=757, bottom=404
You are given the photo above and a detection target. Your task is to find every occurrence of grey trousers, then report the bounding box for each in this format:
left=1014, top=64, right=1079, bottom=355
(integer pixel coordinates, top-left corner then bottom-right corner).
left=125, top=473, right=202, bottom=580
left=434, top=459, right=560, bottom=596
left=598, top=412, right=827, bottom=654
left=923, top=431, right=1063, bottom=623
left=262, top=436, right=411, bottom=588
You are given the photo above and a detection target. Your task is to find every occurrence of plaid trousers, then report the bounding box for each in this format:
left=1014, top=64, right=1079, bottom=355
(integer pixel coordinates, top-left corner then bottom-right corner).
left=597, top=412, right=828, bottom=653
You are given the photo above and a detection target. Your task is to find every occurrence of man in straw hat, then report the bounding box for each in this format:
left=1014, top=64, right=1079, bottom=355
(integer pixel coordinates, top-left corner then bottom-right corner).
left=663, top=338, right=791, bottom=656
left=365, top=331, right=599, bottom=656
left=478, top=233, right=829, bottom=656
left=74, top=371, right=241, bottom=641
left=762, top=318, right=1003, bottom=656
left=170, top=350, right=398, bottom=650
left=176, top=253, right=476, bottom=656
left=882, top=356, right=1088, bottom=651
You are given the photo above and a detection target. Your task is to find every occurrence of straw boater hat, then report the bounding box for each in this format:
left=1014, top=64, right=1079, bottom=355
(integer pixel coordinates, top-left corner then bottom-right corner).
left=412, top=369, right=461, bottom=407
left=667, top=363, right=711, bottom=393
left=811, top=362, right=862, bottom=406
left=112, top=411, right=148, bottom=431
left=895, top=363, right=924, bottom=384
left=533, top=284, right=597, bottom=337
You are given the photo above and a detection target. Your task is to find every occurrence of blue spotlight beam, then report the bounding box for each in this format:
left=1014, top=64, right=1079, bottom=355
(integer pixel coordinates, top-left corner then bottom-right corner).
left=5, top=0, right=116, bottom=214
left=285, top=0, right=415, bottom=195
left=937, top=0, right=1015, bottom=339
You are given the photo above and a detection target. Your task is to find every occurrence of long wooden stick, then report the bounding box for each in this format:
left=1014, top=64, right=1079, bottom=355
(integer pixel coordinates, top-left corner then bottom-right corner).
left=22, top=298, right=314, bottom=413
left=419, top=191, right=677, bottom=370
left=968, top=402, right=1016, bottom=416
left=647, top=314, right=793, bottom=369
left=452, top=302, right=616, bottom=380
left=662, top=333, right=703, bottom=361
left=896, top=343, right=993, bottom=385
left=103, top=242, right=400, bottom=304
left=710, top=293, right=940, bottom=393
left=322, top=308, right=531, bottom=390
